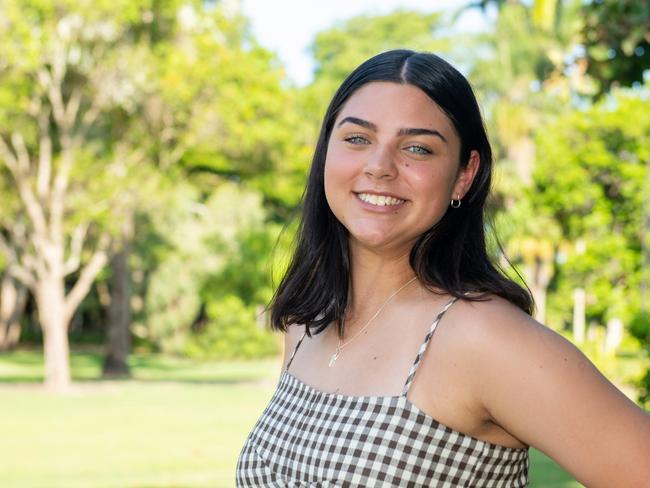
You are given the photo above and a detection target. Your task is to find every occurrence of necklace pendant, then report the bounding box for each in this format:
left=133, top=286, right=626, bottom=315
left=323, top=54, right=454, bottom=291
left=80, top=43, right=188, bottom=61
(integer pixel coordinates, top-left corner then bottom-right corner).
left=328, top=351, right=339, bottom=368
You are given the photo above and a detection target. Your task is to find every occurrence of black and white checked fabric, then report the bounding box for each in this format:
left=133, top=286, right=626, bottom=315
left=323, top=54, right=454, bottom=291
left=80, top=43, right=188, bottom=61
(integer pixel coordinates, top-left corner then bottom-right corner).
left=236, top=297, right=529, bottom=487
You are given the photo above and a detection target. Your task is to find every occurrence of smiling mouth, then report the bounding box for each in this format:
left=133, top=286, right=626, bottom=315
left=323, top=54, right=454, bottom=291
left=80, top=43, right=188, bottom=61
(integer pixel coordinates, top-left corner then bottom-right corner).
left=356, top=192, right=406, bottom=207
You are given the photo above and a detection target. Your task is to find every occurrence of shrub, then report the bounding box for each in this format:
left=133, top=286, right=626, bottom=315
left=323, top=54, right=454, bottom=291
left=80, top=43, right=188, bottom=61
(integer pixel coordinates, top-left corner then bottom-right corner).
left=184, top=295, right=280, bottom=360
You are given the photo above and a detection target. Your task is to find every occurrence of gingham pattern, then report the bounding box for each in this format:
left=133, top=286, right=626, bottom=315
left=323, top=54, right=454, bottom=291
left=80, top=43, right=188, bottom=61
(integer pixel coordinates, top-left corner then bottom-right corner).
left=236, top=297, right=529, bottom=487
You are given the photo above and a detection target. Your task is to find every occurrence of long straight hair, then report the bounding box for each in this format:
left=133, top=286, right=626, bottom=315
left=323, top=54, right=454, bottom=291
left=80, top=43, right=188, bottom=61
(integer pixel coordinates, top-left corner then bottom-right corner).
left=271, top=50, right=533, bottom=337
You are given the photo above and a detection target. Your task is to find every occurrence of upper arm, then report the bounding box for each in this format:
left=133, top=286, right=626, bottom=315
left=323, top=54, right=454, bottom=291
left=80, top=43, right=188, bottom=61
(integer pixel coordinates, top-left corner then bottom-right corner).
left=464, top=299, right=650, bottom=487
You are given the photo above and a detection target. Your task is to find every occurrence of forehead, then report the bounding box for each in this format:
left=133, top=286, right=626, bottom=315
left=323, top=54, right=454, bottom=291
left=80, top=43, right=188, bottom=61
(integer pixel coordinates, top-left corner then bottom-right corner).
left=335, top=82, right=455, bottom=134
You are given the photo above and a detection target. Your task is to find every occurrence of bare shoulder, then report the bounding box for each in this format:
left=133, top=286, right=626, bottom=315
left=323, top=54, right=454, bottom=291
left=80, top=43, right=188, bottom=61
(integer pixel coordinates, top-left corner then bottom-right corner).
left=449, top=294, right=650, bottom=487
left=439, top=293, right=549, bottom=361
left=449, top=293, right=602, bottom=389
left=448, top=293, right=538, bottom=339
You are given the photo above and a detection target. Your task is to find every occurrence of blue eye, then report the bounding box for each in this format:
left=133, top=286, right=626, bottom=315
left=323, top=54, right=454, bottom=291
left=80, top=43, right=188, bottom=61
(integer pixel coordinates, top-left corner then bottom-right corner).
left=406, top=144, right=432, bottom=155
left=344, top=135, right=370, bottom=145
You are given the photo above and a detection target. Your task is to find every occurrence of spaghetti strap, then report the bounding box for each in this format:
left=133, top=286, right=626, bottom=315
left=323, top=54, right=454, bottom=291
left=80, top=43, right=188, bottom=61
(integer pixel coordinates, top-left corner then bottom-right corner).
left=401, top=296, right=460, bottom=396
left=285, top=329, right=308, bottom=372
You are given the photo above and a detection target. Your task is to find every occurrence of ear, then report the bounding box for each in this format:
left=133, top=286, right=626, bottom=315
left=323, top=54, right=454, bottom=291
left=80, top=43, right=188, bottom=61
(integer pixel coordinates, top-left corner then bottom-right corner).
left=452, top=150, right=480, bottom=199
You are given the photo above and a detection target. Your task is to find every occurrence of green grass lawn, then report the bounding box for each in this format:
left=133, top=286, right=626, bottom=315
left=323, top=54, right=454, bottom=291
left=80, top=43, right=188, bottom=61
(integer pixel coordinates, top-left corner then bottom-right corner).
left=0, top=349, right=590, bottom=487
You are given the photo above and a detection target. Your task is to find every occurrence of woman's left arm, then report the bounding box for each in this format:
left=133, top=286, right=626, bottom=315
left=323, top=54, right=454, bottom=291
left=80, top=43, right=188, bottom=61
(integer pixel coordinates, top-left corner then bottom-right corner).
left=466, top=298, right=650, bottom=487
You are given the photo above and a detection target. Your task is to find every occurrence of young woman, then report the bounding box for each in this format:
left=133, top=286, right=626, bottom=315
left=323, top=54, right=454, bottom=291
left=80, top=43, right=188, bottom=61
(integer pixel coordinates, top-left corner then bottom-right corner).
left=236, top=50, right=650, bottom=487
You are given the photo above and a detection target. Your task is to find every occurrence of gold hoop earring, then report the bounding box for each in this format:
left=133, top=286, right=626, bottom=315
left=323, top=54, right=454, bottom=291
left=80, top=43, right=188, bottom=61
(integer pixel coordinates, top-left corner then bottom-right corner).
left=450, top=195, right=462, bottom=208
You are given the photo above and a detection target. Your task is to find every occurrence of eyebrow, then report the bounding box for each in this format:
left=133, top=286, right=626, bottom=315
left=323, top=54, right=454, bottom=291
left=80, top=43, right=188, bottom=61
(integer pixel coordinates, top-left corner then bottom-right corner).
left=336, top=116, right=448, bottom=143
left=397, top=127, right=448, bottom=143
left=337, top=116, right=377, bottom=132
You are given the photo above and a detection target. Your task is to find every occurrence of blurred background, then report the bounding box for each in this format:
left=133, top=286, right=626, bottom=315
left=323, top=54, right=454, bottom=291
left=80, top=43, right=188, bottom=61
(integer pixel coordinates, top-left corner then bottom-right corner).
left=0, top=0, right=648, bottom=486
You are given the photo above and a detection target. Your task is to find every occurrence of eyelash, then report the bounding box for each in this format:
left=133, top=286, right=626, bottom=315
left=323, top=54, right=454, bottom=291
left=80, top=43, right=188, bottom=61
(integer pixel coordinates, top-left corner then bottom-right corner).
left=343, top=135, right=370, bottom=145
left=406, top=144, right=432, bottom=155
left=342, top=135, right=433, bottom=155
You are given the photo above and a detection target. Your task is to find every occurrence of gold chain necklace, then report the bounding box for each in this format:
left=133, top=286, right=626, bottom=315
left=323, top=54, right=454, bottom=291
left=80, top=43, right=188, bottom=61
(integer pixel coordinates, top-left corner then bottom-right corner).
left=328, top=276, right=417, bottom=368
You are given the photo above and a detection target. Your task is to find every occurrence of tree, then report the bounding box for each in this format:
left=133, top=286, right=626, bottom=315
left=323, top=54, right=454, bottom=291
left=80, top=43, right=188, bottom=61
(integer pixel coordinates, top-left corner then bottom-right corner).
left=0, top=271, right=27, bottom=351
left=464, top=1, right=583, bottom=320
left=581, top=0, right=650, bottom=97
left=143, top=3, right=311, bottom=216
left=0, top=0, right=158, bottom=391
left=140, top=182, right=274, bottom=355
left=531, top=88, right=649, bottom=337
left=118, top=2, right=309, bottom=357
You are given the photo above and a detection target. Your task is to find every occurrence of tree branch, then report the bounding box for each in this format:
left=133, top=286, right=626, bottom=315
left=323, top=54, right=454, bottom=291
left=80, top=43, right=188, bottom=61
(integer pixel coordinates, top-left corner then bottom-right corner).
left=77, top=88, right=105, bottom=141
left=2, top=223, right=45, bottom=280
left=48, top=71, right=82, bottom=242
left=63, top=223, right=88, bottom=276
left=44, top=48, right=68, bottom=130
left=1, top=136, right=48, bottom=239
left=64, top=233, right=110, bottom=325
left=64, top=87, right=83, bottom=131
left=21, top=252, right=41, bottom=275
left=49, top=148, right=72, bottom=243
left=0, top=232, right=17, bottom=263
left=10, top=133, right=31, bottom=173
left=37, top=108, right=52, bottom=200
left=6, top=262, right=37, bottom=290
left=0, top=135, right=19, bottom=173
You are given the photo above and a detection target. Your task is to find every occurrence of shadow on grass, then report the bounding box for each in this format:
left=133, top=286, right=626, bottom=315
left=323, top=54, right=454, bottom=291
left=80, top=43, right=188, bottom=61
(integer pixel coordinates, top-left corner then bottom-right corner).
left=0, top=348, right=280, bottom=385
left=0, top=349, right=45, bottom=365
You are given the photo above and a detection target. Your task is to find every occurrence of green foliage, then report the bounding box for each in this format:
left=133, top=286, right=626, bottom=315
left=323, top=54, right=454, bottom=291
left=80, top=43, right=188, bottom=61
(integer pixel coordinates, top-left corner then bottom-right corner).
left=1, top=0, right=648, bottom=387
left=184, top=294, right=280, bottom=360
left=471, top=3, right=558, bottom=95
left=202, top=225, right=279, bottom=307
left=582, top=0, right=650, bottom=96
left=0, top=0, right=304, bottom=361
left=630, top=312, right=650, bottom=407
left=0, top=0, right=156, bottom=230
left=137, top=180, right=288, bottom=360
left=533, top=87, right=650, bottom=328
left=141, top=182, right=265, bottom=354
left=143, top=5, right=312, bottom=213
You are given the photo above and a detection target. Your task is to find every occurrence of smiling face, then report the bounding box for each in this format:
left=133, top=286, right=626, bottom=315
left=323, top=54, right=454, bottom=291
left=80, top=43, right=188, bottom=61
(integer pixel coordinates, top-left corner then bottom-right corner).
left=324, top=82, right=479, bottom=256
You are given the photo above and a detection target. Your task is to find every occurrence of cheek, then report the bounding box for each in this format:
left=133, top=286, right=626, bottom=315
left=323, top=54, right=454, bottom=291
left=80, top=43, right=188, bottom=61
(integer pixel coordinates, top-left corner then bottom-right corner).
left=324, top=148, right=356, bottom=193
left=323, top=161, right=345, bottom=213
left=408, top=163, right=456, bottom=196
left=407, top=165, right=457, bottom=217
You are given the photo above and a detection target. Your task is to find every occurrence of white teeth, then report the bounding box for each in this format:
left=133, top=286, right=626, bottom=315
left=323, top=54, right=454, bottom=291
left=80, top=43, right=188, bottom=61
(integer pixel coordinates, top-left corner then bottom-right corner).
left=357, top=193, right=404, bottom=206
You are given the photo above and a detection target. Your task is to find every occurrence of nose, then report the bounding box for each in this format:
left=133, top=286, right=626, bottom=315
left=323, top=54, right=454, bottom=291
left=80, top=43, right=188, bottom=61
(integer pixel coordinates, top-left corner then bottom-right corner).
left=364, top=144, right=397, bottom=180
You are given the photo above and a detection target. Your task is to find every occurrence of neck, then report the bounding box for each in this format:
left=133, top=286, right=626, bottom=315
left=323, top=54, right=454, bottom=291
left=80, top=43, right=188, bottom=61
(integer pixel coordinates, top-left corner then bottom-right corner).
left=347, top=242, right=416, bottom=325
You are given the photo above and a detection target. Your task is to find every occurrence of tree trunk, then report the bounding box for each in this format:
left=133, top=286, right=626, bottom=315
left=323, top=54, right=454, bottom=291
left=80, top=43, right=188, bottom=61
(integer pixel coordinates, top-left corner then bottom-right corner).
left=525, top=254, right=553, bottom=324
left=605, top=317, right=623, bottom=354
left=508, top=138, right=535, bottom=186
left=102, top=216, right=133, bottom=377
left=0, top=273, right=28, bottom=351
left=37, top=275, right=70, bottom=392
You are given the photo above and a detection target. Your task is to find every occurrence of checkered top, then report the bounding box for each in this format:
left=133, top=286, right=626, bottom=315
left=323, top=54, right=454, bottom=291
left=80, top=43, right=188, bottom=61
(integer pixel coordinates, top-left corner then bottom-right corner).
left=236, top=297, right=529, bottom=487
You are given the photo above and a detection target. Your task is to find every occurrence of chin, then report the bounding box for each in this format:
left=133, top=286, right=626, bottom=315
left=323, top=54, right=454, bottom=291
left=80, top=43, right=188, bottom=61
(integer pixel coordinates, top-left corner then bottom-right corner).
left=349, top=229, right=406, bottom=251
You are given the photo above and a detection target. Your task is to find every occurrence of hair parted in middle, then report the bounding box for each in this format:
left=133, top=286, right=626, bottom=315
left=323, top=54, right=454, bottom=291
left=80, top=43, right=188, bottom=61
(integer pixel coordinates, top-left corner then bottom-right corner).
left=270, top=49, right=534, bottom=338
